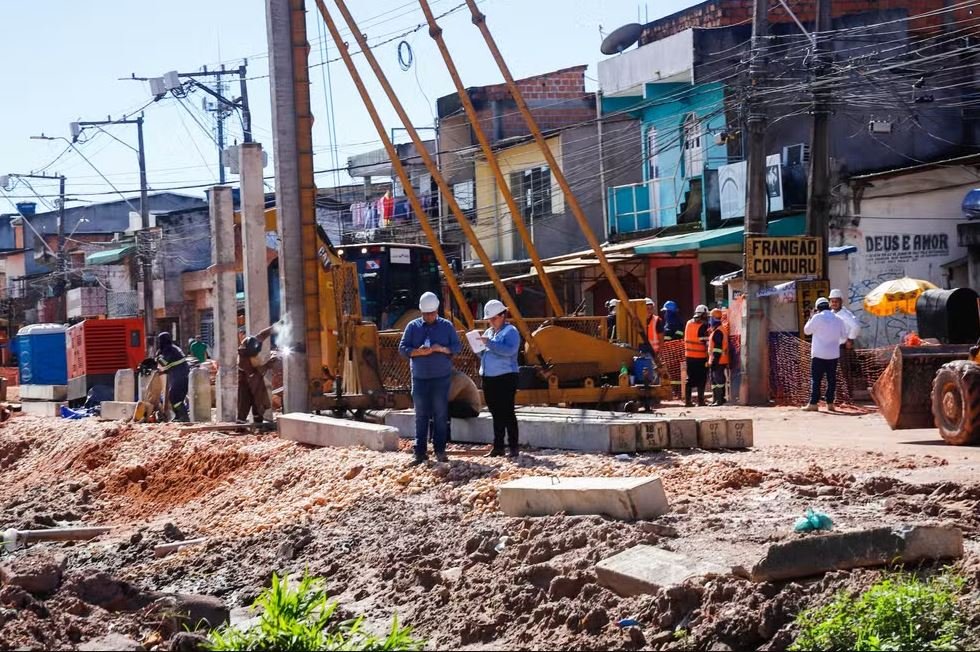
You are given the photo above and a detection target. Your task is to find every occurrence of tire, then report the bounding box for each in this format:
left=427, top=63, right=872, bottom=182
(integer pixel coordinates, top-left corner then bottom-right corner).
left=931, top=360, right=980, bottom=446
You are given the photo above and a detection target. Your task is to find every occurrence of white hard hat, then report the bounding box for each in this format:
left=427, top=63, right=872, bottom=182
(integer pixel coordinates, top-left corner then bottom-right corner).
left=607, top=298, right=621, bottom=307
left=829, top=288, right=843, bottom=299
left=815, top=296, right=830, bottom=309
left=694, top=304, right=709, bottom=315
left=484, top=299, right=506, bottom=319
left=644, top=297, right=655, bottom=306
left=419, top=291, right=440, bottom=313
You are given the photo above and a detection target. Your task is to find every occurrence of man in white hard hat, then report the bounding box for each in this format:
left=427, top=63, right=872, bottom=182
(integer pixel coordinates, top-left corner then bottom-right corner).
left=829, top=288, right=862, bottom=397
left=398, top=291, right=461, bottom=465
left=605, top=298, right=620, bottom=341
left=802, top=297, right=850, bottom=411
left=683, top=304, right=711, bottom=407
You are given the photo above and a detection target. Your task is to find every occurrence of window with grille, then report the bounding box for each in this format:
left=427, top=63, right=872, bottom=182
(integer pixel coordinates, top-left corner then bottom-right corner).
left=508, top=166, right=553, bottom=220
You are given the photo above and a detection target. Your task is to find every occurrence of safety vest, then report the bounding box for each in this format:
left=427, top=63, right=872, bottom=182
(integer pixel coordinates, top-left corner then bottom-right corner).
left=710, top=323, right=730, bottom=365
left=684, top=319, right=708, bottom=359
left=646, top=315, right=662, bottom=353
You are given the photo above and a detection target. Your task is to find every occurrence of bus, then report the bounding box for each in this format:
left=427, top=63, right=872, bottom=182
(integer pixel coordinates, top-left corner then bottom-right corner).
left=335, top=243, right=442, bottom=330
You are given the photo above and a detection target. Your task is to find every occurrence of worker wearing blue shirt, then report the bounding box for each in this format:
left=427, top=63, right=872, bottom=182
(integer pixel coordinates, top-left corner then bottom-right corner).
left=479, top=299, right=521, bottom=457
left=399, top=292, right=462, bottom=465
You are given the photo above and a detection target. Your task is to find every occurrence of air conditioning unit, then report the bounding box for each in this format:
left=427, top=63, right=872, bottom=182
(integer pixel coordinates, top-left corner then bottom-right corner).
left=782, top=143, right=810, bottom=167
left=869, top=119, right=893, bottom=134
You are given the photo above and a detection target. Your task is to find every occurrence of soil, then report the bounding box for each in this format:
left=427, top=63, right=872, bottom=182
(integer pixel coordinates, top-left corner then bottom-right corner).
left=0, top=408, right=978, bottom=651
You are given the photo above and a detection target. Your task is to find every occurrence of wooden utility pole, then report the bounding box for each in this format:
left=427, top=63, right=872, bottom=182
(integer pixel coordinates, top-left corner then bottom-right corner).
left=740, top=0, right=770, bottom=405
left=806, top=0, right=832, bottom=277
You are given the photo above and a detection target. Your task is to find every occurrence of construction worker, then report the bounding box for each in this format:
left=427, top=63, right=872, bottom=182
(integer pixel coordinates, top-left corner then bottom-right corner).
left=238, top=324, right=278, bottom=426
left=399, top=291, right=461, bottom=465
left=188, top=337, right=210, bottom=364
left=683, top=304, right=710, bottom=407
left=479, top=299, right=521, bottom=458
left=155, top=332, right=190, bottom=422
left=706, top=308, right=729, bottom=406
left=661, top=300, right=685, bottom=341
left=803, top=297, right=851, bottom=412
left=643, top=297, right=663, bottom=355
left=829, top=288, right=862, bottom=398
left=605, top=298, right=620, bottom=340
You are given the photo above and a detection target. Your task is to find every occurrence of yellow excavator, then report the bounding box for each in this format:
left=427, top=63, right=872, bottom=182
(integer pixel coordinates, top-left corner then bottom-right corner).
left=872, top=288, right=980, bottom=445
left=267, top=0, right=673, bottom=416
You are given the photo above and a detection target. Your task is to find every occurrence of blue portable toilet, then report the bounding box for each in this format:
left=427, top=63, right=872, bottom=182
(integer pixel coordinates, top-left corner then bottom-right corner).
left=17, top=323, right=68, bottom=386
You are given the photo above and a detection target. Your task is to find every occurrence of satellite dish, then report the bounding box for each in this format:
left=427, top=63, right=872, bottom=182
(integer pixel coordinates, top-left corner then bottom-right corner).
left=601, top=23, right=643, bottom=55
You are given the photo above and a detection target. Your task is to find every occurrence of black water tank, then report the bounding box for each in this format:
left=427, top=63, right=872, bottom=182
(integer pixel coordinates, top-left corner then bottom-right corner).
left=915, top=288, right=980, bottom=344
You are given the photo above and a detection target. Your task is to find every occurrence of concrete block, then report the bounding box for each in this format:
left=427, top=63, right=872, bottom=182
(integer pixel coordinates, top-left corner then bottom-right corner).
left=727, top=419, right=754, bottom=448
left=668, top=419, right=698, bottom=448
left=20, top=385, right=68, bottom=401
left=596, top=545, right=728, bottom=597
left=637, top=421, right=670, bottom=451
left=385, top=410, right=639, bottom=453
left=278, top=413, right=399, bottom=452
left=750, top=525, right=964, bottom=582
left=498, top=476, right=669, bottom=521
left=697, top=419, right=728, bottom=449
left=100, top=401, right=138, bottom=421
left=114, top=369, right=136, bottom=403
left=20, top=401, right=67, bottom=417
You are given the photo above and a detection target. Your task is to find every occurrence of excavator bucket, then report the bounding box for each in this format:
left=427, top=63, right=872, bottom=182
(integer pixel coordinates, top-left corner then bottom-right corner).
left=871, top=344, right=973, bottom=429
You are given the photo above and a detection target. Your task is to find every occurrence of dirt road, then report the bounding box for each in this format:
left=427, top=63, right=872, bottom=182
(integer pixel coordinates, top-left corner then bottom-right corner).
left=0, top=405, right=977, bottom=650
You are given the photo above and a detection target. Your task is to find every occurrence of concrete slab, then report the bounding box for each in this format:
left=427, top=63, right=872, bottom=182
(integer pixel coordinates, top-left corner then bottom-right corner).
left=637, top=421, right=669, bottom=451
left=114, top=369, right=136, bottom=403
left=20, top=401, right=67, bottom=417
left=751, top=525, right=964, bottom=582
left=698, top=419, right=728, bottom=449
left=497, top=476, right=669, bottom=520
left=596, top=545, right=728, bottom=596
left=385, top=410, right=639, bottom=453
left=188, top=368, right=211, bottom=422
left=20, top=385, right=68, bottom=401
left=727, top=419, right=754, bottom=448
left=100, top=401, right=138, bottom=421
left=278, top=413, right=399, bottom=452
left=668, top=419, right=698, bottom=448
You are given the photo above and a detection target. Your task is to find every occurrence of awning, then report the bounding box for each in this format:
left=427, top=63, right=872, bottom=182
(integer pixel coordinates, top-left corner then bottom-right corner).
left=86, top=245, right=136, bottom=266
left=634, top=216, right=805, bottom=255
left=532, top=251, right=638, bottom=276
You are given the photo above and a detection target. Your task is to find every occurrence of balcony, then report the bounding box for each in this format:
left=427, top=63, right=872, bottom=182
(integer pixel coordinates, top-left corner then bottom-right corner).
left=607, top=176, right=688, bottom=235
left=597, top=29, right=694, bottom=97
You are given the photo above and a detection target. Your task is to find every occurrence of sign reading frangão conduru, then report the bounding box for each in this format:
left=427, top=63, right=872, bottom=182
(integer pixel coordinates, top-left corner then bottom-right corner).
left=745, top=236, right=823, bottom=281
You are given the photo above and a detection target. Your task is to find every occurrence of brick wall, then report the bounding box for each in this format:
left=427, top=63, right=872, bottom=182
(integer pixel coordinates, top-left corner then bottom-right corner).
left=640, top=0, right=962, bottom=44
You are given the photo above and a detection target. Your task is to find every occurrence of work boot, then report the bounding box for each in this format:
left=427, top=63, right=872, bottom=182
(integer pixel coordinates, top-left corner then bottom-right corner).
left=407, top=455, right=427, bottom=467
left=505, top=447, right=519, bottom=458
left=684, top=386, right=693, bottom=407
left=802, top=403, right=819, bottom=412
left=484, top=448, right=504, bottom=458
left=436, top=452, right=450, bottom=463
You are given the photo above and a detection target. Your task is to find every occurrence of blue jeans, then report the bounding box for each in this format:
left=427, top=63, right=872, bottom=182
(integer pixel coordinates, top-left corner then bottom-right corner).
left=412, top=374, right=451, bottom=459
left=810, top=357, right=839, bottom=405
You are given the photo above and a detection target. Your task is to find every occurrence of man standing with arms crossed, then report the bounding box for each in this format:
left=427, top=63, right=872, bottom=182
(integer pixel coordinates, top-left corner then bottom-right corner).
left=803, top=297, right=851, bottom=412
left=399, top=291, right=461, bottom=466
left=830, top=288, right=862, bottom=398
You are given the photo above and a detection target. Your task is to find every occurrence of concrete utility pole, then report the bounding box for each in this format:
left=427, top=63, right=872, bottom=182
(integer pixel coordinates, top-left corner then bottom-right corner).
left=240, top=142, right=271, bottom=343
left=209, top=186, right=238, bottom=422
left=739, top=0, right=771, bottom=405
left=73, top=116, right=155, bottom=353
left=806, top=0, right=832, bottom=277
left=266, top=0, right=318, bottom=412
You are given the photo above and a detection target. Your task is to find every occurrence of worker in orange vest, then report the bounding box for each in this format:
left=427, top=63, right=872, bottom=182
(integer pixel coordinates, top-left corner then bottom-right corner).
left=706, top=308, right=729, bottom=406
left=643, top=297, right=663, bottom=354
left=684, top=304, right=710, bottom=407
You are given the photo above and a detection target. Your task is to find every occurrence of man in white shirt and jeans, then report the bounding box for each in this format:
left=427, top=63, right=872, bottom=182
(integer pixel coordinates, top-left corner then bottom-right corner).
left=803, top=296, right=851, bottom=411
left=830, top=288, right=862, bottom=396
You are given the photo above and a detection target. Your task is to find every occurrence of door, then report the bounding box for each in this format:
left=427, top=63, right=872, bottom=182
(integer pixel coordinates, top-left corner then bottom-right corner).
left=646, top=126, right=661, bottom=227
left=657, top=265, right=694, bottom=318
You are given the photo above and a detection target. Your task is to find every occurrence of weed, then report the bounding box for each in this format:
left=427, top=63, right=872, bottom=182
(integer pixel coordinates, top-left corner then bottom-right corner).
left=206, top=572, right=424, bottom=652
left=789, top=571, right=966, bottom=651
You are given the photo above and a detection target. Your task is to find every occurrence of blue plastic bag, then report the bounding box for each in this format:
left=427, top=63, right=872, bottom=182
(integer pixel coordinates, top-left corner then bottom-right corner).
left=794, top=507, right=833, bottom=533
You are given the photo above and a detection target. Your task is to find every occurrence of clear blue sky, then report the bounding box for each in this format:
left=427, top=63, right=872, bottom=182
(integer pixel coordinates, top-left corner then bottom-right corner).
left=0, top=0, right=697, bottom=207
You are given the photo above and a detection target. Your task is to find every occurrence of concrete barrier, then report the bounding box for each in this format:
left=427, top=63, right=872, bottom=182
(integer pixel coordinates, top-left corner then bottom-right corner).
left=637, top=421, right=670, bottom=451
left=727, top=419, right=754, bottom=448
left=596, top=545, right=728, bottom=596
left=20, top=401, right=67, bottom=417
left=668, top=419, right=698, bottom=448
left=100, top=401, right=138, bottom=421
left=114, top=369, right=136, bottom=403
left=188, top=368, right=211, bottom=423
left=498, top=476, right=669, bottom=520
left=278, top=413, right=399, bottom=452
left=20, top=385, right=68, bottom=401
left=697, top=419, right=728, bottom=448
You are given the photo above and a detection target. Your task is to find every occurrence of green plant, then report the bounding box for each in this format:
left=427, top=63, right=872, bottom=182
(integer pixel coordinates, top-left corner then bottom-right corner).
left=206, top=573, right=424, bottom=652
left=789, top=571, right=966, bottom=651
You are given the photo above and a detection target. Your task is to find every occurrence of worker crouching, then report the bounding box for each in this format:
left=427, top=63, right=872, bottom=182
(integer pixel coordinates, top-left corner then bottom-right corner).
left=238, top=324, right=278, bottom=427
left=707, top=308, right=729, bottom=406
left=155, top=332, right=190, bottom=422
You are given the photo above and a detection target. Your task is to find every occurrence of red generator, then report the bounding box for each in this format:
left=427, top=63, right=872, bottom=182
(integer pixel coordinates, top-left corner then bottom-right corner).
left=67, top=318, right=145, bottom=402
